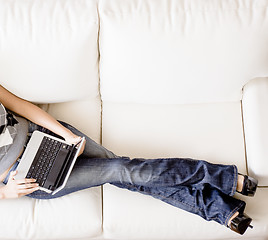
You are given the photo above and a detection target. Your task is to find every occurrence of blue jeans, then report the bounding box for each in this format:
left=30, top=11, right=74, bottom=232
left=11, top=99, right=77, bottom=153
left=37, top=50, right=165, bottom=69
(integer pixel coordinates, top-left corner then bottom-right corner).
left=26, top=121, right=246, bottom=227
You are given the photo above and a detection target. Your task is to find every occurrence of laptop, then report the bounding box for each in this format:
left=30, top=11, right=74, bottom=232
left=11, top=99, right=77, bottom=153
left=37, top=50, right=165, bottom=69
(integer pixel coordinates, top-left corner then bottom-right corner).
left=15, top=130, right=85, bottom=195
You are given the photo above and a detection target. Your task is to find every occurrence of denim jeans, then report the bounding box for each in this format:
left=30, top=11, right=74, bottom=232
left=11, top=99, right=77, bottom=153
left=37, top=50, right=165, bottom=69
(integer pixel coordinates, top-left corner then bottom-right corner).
left=26, top=121, right=246, bottom=227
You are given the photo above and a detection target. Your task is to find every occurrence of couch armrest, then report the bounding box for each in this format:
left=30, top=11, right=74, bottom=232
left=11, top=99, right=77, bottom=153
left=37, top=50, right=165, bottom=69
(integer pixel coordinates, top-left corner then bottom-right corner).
left=242, top=77, right=268, bottom=186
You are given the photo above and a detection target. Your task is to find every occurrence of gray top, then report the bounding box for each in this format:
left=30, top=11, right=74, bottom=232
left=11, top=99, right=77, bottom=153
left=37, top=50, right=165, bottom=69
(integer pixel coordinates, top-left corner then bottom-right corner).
left=0, top=103, right=28, bottom=175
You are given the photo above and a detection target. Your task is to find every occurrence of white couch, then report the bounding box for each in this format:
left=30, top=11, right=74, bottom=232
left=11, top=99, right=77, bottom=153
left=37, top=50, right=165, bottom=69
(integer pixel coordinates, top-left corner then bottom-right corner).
left=0, top=0, right=268, bottom=239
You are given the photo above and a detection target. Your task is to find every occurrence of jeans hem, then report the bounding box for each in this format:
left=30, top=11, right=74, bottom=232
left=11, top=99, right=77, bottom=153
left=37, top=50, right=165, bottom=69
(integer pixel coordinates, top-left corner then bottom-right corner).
left=230, top=165, right=238, bottom=196
left=224, top=201, right=246, bottom=227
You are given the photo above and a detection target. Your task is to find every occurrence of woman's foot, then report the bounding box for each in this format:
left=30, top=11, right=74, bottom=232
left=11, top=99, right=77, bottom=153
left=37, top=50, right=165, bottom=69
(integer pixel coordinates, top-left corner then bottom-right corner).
left=236, top=174, right=258, bottom=197
left=228, top=211, right=253, bottom=235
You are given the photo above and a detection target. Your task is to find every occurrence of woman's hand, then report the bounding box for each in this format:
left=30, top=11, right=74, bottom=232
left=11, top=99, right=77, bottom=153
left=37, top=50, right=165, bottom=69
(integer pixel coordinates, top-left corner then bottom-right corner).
left=64, top=133, right=86, bottom=156
left=0, top=171, right=39, bottom=199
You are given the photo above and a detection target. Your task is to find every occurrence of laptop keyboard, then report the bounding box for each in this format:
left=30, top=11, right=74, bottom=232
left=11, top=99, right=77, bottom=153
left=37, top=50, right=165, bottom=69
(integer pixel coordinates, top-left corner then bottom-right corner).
left=26, top=137, right=63, bottom=187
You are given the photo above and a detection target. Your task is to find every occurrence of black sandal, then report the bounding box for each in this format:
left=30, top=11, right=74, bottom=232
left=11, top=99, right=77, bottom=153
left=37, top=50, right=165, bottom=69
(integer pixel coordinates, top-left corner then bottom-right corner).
left=237, top=174, right=258, bottom=197
left=229, top=213, right=253, bottom=235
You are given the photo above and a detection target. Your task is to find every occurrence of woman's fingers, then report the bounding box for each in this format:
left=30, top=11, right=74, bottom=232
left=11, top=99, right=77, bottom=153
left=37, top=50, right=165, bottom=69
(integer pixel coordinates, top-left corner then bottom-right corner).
left=18, top=187, right=39, bottom=195
left=16, top=178, right=36, bottom=184
left=18, top=183, right=39, bottom=189
left=8, top=171, right=36, bottom=184
left=64, top=134, right=82, bottom=145
left=77, top=139, right=86, bottom=156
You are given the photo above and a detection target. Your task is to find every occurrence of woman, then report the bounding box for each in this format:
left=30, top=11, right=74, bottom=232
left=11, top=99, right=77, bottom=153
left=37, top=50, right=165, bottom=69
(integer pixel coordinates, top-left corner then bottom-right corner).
left=0, top=85, right=258, bottom=235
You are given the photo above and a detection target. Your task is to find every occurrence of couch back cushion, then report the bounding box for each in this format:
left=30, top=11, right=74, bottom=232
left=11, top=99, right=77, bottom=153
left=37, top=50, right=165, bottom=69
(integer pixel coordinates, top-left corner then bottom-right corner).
left=99, top=0, right=268, bottom=104
left=0, top=0, right=99, bottom=103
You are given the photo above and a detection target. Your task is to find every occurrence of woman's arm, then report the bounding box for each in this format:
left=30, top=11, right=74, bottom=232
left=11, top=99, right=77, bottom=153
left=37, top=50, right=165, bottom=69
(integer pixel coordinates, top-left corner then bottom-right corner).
left=0, top=85, right=77, bottom=141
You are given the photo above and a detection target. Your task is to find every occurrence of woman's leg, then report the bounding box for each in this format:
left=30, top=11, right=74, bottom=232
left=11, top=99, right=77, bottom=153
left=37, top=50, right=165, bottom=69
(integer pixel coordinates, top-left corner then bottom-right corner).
left=112, top=182, right=246, bottom=227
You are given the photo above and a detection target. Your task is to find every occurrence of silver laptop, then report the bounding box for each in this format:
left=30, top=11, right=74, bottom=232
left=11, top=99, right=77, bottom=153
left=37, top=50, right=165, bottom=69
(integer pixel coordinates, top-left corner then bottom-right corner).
left=15, top=130, right=85, bottom=195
